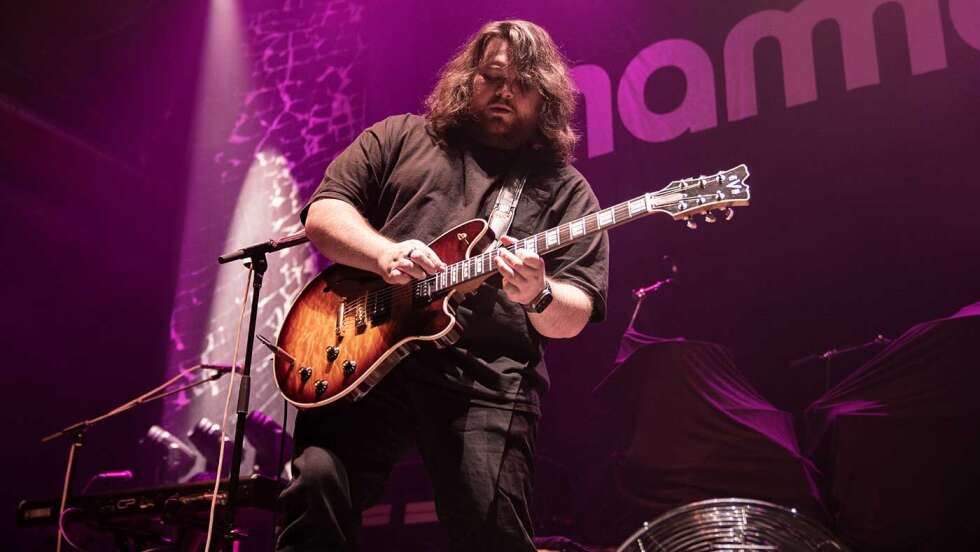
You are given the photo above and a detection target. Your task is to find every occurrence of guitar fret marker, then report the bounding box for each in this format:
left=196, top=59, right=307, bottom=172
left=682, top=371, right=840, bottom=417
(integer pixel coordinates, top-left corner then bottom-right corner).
left=598, top=208, right=614, bottom=227
left=476, top=255, right=483, bottom=273
left=463, top=260, right=470, bottom=279
left=629, top=198, right=645, bottom=216
left=524, top=238, right=536, bottom=254
left=570, top=220, right=585, bottom=237
left=451, top=265, right=458, bottom=284
left=546, top=230, right=558, bottom=247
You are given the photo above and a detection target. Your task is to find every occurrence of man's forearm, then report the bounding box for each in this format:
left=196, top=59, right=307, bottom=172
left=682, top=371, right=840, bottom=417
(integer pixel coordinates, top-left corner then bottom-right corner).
left=527, top=279, right=592, bottom=339
left=306, top=198, right=446, bottom=284
left=305, top=198, right=392, bottom=276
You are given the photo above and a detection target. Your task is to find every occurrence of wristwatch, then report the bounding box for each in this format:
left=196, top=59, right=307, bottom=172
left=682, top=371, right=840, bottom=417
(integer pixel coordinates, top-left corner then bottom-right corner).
left=523, top=282, right=554, bottom=314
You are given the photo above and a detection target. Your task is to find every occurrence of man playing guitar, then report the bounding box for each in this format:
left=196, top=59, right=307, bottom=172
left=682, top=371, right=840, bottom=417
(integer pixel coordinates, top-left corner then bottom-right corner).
left=277, top=20, right=608, bottom=551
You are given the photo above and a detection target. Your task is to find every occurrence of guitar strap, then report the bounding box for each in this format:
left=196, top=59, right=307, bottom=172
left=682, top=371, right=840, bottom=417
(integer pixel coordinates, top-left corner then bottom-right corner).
left=486, top=165, right=528, bottom=247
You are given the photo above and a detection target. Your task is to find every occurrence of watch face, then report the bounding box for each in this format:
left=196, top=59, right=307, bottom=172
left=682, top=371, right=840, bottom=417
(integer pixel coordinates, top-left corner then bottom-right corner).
left=530, top=286, right=553, bottom=313
left=533, top=292, right=553, bottom=313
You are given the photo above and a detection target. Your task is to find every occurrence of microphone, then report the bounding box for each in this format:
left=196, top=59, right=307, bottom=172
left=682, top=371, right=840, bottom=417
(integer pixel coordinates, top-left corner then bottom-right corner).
left=218, top=230, right=309, bottom=264
left=632, top=256, right=679, bottom=299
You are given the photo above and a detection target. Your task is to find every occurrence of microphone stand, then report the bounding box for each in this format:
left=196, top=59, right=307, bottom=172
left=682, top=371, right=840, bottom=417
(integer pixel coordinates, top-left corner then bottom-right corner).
left=627, top=255, right=678, bottom=332
left=790, top=334, right=892, bottom=392
left=216, top=230, right=308, bottom=548
left=41, top=364, right=234, bottom=552
left=628, top=277, right=674, bottom=331
left=790, top=334, right=893, bottom=367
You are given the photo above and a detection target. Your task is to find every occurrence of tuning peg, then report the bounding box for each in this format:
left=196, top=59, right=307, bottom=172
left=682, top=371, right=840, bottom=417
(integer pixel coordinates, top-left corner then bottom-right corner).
left=723, top=208, right=735, bottom=221
left=686, top=218, right=698, bottom=230
left=704, top=212, right=717, bottom=224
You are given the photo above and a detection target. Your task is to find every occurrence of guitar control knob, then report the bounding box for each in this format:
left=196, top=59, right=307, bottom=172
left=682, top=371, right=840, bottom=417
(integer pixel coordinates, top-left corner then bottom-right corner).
left=342, top=360, right=357, bottom=377
left=326, top=346, right=340, bottom=361
left=723, top=207, right=735, bottom=221
left=704, top=212, right=717, bottom=224
left=686, top=218, right=698, bottom=230
left=299, top=366, right=313, bottom=382
left=314, top=380, right=328, bottom=396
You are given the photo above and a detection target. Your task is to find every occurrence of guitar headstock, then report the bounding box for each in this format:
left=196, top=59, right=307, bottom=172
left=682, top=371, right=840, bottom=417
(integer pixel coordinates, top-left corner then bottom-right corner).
left=648, top=164, right=751, bottom=227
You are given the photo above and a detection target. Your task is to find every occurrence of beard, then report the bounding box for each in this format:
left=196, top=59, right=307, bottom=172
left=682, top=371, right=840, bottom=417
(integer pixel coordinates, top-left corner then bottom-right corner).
left=470, top=105, right=537, bottom=150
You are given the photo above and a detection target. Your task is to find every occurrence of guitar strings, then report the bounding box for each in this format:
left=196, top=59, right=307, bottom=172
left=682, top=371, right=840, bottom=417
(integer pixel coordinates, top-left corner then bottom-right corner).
left=338, top=193, right=717, bottom=325
left=337, top=191, right=720, bottom=326
left=340, top=215, right=611, bottom=318
left=348, top=191, right=665, bottom=310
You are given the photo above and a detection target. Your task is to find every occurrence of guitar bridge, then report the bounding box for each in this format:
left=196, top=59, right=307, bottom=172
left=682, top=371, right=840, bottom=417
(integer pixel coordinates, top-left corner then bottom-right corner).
left=354, top=301, right=367, bottom=330
left=336, top=302, right=346, bottom=337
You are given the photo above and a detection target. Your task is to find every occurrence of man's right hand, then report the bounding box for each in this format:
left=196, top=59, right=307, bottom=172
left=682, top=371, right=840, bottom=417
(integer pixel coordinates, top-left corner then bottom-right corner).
left=379, top=240, right=446, bottom=284
left=306, top=199, right=446, bottom=284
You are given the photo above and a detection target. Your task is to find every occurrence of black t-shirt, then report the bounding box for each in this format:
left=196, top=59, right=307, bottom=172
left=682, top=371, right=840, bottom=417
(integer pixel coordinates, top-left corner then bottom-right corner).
left=302, top=114, right=609, bottom=413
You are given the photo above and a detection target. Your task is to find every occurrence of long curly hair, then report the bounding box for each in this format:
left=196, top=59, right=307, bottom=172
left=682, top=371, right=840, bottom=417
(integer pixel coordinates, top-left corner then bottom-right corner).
left=425, top=20, right=579, bottom=164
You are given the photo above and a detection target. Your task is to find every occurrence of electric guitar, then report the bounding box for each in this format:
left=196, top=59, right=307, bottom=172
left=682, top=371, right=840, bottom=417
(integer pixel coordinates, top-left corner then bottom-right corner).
left=271, top=164, right=751, bottom=409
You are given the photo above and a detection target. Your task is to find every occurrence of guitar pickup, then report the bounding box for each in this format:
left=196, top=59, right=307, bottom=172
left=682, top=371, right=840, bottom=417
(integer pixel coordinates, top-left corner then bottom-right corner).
left=367, top=291, right=391, bottom=325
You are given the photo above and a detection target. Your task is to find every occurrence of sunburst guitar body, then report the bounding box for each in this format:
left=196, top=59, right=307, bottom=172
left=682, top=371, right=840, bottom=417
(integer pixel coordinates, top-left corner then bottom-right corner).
left=272, top=164, right=751, bottom=409
left=273, top=219, right=494, bottom=408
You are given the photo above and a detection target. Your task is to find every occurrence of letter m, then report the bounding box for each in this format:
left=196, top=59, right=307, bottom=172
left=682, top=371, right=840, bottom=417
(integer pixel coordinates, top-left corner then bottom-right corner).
left=724, top=0, right=946, bottom=121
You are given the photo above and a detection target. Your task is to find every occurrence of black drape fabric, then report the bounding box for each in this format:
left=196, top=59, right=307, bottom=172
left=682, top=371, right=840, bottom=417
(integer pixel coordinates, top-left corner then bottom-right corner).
left=589, top=333, right=824, bottom=540
left=805, top=301, right=980, bottom=549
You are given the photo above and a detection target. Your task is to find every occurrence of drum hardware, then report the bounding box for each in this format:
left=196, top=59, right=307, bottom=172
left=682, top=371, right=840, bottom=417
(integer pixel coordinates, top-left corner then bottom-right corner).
left=617, top=498, right=850, bottom=552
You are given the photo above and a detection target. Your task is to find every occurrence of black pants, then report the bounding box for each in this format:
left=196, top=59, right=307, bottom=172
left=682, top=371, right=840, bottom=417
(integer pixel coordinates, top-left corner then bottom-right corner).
left=276, top=363, right=539, bottom=551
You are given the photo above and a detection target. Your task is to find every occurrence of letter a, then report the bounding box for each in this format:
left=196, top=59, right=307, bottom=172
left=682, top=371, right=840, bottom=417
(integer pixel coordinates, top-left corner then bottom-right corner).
left=617, top=39, right=718, bottom=143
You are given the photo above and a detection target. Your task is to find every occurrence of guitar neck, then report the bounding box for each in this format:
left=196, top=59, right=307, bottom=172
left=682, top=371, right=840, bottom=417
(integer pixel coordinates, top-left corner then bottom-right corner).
left=417, top=191, right=672, bottom=296
left=412, top=164, right=750, bottom=297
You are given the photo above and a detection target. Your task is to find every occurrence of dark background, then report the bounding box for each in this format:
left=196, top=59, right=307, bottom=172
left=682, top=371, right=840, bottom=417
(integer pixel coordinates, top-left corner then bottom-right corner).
left=1, top=0, right=978, bottom=546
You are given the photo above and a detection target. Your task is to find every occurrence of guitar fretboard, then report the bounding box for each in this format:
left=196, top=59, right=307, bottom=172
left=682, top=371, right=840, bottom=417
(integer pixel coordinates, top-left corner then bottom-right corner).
left=413, top=190, right=674, bottom=298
